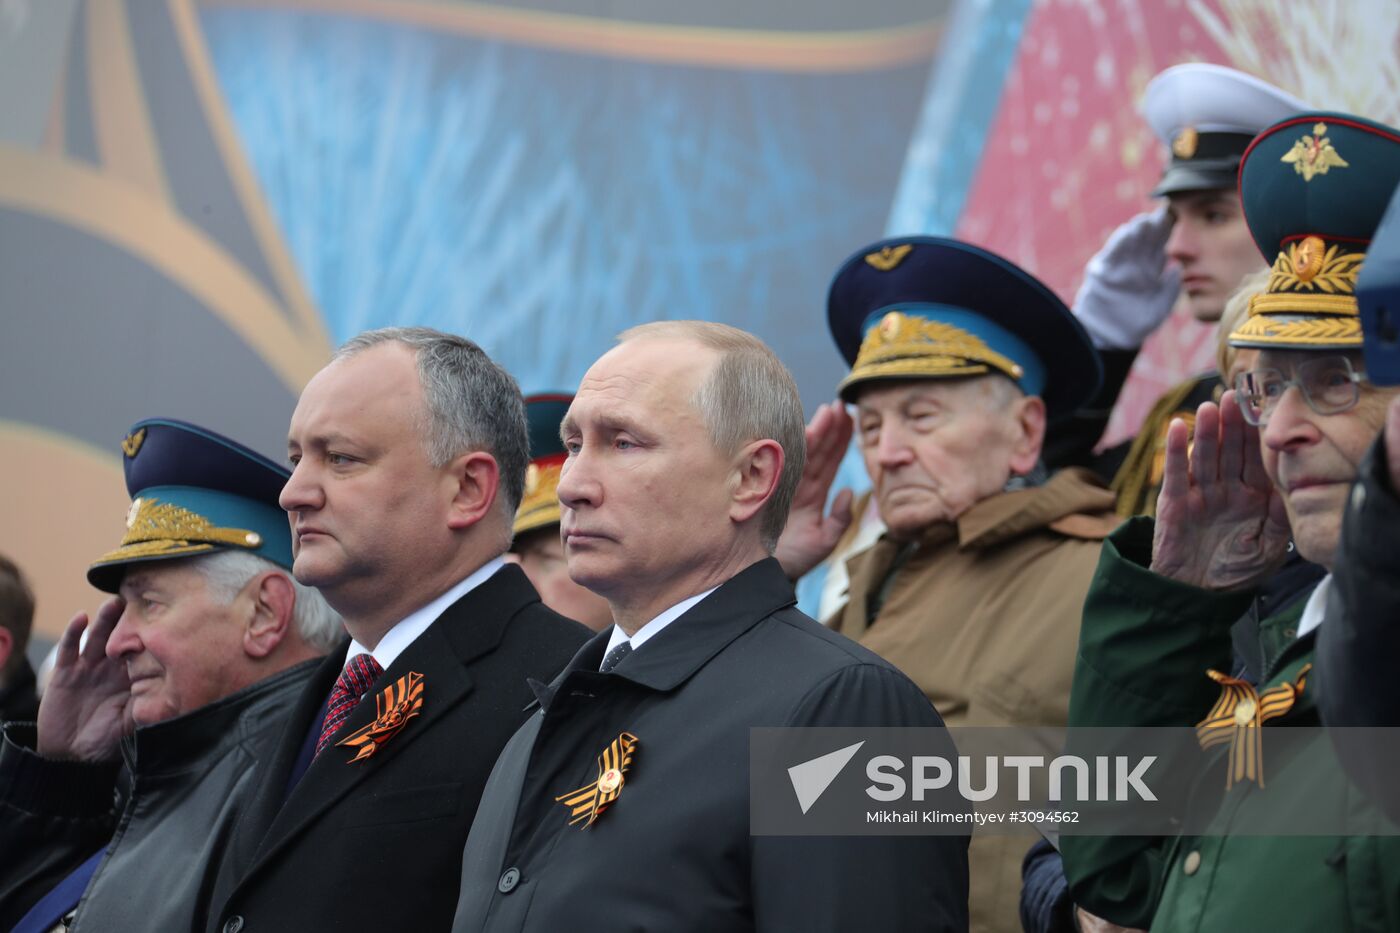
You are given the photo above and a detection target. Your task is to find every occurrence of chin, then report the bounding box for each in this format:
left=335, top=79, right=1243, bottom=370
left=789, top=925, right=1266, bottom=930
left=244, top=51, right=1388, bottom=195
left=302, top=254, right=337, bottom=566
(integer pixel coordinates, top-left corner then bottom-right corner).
left=1188, top=298, right=1225, bottom=324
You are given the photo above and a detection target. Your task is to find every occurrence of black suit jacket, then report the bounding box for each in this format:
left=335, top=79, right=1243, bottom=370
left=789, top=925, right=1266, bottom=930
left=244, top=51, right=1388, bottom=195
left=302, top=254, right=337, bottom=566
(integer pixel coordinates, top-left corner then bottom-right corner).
left=208, top=564, right=588, bottom=933
left=452, top=558, right=969, bottom=933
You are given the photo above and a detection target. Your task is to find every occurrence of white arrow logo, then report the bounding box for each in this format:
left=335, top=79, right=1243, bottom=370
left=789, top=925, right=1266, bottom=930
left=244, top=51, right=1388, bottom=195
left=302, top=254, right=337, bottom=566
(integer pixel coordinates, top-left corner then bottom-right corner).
left=787, top=741, right=865, bottom=814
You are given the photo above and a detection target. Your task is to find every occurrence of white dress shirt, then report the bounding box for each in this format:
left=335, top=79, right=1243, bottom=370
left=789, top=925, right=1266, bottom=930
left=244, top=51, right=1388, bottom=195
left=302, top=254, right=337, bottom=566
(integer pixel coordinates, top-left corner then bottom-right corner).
left=344, top=556, right=507, bottom=671
left=600, top=586, right=718, bottom=669
left=1295, top=572, right=1332, bottom=640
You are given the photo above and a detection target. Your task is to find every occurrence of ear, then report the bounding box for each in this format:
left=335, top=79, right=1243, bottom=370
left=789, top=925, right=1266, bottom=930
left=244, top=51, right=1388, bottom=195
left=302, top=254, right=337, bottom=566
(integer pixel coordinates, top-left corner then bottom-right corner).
left=728, top=439, right=784, bottom=526
left=0, top=626, right=12, bottom=672
left=1008, top=395, right=1047, bottom=476
left=446, top=451, right=501, bottom=531
left=243, top=572, right=296, bottom=660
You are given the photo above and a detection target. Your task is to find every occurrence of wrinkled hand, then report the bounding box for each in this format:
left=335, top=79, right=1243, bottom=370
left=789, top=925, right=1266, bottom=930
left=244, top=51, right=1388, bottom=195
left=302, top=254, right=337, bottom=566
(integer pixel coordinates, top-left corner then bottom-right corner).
left=1071, top=207, right=1182, bottom=350
left=774, top=401, right=856, bottom=580
left=1075, top=906, right=1146, bottom=933
left=37, top=598, right=133, bottom=761
left=1150, top=391, right=1291, bottom=590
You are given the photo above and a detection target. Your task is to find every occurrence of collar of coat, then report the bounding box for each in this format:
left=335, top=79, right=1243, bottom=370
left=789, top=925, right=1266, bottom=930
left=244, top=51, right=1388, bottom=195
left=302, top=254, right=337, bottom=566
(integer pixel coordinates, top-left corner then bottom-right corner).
left=529, top=557, right=796, bottom=710
left=117, top=657, right=320, bottom=776
left=921, top=466, right=1118, bottom=551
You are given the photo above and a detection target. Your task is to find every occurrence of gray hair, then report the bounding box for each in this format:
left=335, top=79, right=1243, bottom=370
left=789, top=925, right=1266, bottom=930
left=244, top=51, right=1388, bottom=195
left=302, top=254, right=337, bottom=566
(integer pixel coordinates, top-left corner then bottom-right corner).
left=333, top=327, right=529, bottom=520
left=618, top=321, right=805, bottom=551
left=192, top=551, right=344, bottom=653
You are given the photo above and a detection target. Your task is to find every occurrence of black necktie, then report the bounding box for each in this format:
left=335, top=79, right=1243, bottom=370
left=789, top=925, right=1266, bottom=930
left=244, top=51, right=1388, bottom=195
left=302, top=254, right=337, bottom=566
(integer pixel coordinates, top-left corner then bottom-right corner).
left=600, top=641, right=632, bottom=673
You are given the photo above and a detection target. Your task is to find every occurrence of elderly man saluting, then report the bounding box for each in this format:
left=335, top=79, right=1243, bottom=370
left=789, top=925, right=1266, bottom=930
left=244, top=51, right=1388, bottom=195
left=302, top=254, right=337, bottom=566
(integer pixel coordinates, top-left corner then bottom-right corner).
left=1061, top=111, right=1400, bottom=930
left=0, top=418, right=340, bottom=932
left=778, top=237, right=1117, bottom=933
left=453, top=321, right=968, bottom=932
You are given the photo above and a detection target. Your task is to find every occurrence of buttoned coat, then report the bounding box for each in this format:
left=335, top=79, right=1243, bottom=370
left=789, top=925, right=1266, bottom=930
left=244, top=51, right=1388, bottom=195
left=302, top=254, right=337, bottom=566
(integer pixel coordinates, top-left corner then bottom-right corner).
left=1061, top=519, right=1400, bottom=932
left=452, top=558, right=969, bottom=933
left=206, top=565, right=588, bottom=933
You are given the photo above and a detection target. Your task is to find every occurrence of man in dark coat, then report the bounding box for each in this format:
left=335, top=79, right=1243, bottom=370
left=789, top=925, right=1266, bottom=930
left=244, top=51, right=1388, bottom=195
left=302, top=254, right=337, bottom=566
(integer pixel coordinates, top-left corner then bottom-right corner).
left=0, top=418, right=340, bottom=932
left=452, top=321, right=968, bottom=933
left=207, top=327, right=588, bottom=933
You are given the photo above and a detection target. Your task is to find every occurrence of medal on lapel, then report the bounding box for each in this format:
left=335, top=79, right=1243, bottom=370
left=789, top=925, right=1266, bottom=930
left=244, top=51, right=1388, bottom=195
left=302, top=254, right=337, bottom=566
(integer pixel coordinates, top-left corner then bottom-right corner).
left=337, top=672, right=425, bottom=762
left=1196, top=664, right=1311, bottom=789
left=555, top=732, right=639, bottom=827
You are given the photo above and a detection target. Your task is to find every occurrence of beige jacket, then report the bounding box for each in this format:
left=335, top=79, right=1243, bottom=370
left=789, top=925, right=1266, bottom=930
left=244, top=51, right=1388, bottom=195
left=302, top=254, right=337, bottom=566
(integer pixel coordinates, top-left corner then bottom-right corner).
left=829, top=467, right=1118, bottom=933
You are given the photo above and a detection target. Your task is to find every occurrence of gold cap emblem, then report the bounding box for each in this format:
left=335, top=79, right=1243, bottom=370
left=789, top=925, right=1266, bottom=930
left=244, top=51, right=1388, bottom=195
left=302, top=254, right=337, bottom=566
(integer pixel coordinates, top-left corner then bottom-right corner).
left=1172, top=126, right=1199, bottom=159
left=1290, top=236, right=1326, bottom=282
left=1281, top=122, right=1349, bottom=182
left=864, top=244, right=913, bottom=272
left=121, top=428, right=147, bottom=459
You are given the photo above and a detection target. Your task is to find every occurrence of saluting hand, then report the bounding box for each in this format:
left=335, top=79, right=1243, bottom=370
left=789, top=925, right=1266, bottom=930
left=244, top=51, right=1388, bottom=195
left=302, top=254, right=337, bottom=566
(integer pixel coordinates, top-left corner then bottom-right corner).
left=1149, top=390, right=1291, bottom=591
left=774, top=401, right=856, bottom=581
left=37, top=598, right=133, bottom=762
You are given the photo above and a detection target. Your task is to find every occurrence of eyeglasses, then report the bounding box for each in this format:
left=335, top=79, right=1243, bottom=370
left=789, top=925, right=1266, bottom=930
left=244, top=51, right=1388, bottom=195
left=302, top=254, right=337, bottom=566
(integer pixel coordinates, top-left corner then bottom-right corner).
left=1233, top=355, right=1369, bottom=426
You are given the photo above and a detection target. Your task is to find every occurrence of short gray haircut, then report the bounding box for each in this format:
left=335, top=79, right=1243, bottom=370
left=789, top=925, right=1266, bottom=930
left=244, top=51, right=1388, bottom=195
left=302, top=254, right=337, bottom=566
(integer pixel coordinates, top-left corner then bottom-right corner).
left=333, top=327, right=529, bottom=519
left=618, top=321, right=805, bottom=551
left=193, top=551, right=344, bottom=653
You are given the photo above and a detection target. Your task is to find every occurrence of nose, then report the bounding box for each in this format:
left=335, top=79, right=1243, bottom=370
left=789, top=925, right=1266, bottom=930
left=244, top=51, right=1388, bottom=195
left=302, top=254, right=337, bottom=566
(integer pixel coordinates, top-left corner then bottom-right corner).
left=1260, top=384, right=1320, bottom=454
left=556, top=452, right=601, bottom=512
left=106, top=603, right=141, bottom=661
left=279, top=460, right=323, bottom=513
left=1165, top=215, right=1197, bottom=266
left=874, top=421, right=915, bottom=468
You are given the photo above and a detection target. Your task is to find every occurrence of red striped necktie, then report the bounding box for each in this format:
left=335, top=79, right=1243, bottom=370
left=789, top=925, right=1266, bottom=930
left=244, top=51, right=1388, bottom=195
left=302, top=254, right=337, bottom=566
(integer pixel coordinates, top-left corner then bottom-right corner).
left=315, top=653, right=383, bottom=757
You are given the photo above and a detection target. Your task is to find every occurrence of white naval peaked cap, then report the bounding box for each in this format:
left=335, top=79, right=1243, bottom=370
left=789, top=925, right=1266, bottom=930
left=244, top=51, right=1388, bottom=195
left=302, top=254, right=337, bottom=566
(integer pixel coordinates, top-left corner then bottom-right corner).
left=1140, top=63, right=1309, bottom=196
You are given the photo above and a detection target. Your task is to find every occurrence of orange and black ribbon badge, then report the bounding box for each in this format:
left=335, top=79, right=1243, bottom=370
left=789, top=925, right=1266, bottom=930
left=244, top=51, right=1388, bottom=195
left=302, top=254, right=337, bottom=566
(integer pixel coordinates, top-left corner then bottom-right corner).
left=337, top=672, right=425, bottom=763
left=1196, top=664, right=1311, bottom=790
left=555, top=732, right=639, bottom=828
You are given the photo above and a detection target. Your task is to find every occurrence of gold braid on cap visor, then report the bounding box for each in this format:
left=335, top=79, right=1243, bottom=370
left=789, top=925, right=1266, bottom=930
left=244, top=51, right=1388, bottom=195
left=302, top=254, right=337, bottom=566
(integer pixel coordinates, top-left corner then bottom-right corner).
left=514, top=460, right=564, bottom=536
left=91, top=497, right=263, bottom=565
left=838, top=311, right=1025, bottom=395
left=1229, top=238, right=1365, bottom=347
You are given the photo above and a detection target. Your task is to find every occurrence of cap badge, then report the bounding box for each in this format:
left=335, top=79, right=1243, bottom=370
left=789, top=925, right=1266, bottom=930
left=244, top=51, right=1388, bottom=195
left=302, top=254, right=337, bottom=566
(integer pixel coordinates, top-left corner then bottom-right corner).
left=1270, top=238, right=1363, bottom=294
left=125, top=497, right=146, bottom=529
left=121, top=428, right=147, bottom=459
left=337, top=672, right=425, bottom=762
left=863, top=244, right=913, bottom=272
left=555, top=731, right=639, bottom=828
left=1171, top=126, right=1199, bottom=160
left=1281, top=122, right=1350, bottom=182
left=524, top=463, right=540, bottom=497
left=1290, top=236, right=1327, bottom=283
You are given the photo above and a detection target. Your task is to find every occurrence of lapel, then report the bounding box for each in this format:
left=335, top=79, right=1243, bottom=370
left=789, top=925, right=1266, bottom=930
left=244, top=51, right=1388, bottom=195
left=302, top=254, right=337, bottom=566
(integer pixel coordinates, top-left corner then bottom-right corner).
left=238, top=564, right=539, bottom=880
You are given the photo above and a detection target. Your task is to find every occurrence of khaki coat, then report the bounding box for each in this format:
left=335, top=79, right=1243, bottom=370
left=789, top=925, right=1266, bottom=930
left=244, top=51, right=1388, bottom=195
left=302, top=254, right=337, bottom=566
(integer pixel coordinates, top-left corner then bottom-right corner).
left=830, top=467, right=1118, bottom=933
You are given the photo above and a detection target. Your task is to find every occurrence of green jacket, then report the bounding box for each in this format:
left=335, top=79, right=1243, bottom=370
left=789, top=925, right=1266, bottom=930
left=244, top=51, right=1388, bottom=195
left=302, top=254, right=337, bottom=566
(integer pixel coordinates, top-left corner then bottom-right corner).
left=1061, top=518, right=1400, bottom=932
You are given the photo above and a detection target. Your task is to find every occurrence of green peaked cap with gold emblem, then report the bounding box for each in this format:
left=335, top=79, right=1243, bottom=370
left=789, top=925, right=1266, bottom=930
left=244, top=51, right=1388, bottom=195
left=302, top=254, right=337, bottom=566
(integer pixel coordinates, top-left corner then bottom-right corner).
left=1230, top=111, right=1400, bottom=350
left=87, top=418, right=294, bottom=593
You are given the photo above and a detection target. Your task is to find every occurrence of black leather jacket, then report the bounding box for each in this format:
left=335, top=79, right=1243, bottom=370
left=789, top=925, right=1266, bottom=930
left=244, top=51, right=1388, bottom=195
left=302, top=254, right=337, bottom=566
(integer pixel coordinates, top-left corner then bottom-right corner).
left=0, top=659, right=318, bottom=931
